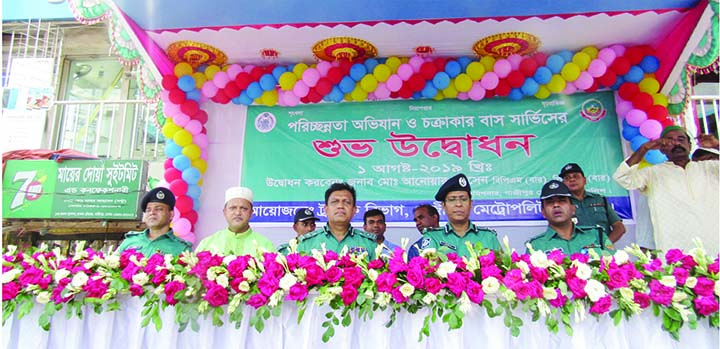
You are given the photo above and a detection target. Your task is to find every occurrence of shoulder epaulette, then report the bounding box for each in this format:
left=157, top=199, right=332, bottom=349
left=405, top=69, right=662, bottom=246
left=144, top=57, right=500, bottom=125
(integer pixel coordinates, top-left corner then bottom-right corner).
left=299, top=229, right=323, bottom=242
left=353, top=228, right=377, bottom=241
left=424, top=227, right=444, bottom=234
left=474, top=225, right=497, bottom=235
left=576, top=225, right=601, bottom=232
left=169, top=233, right=193, bottom=247
left=124, top=230, right=144, bottom=237
left=525, top=231, right=546, bottom=244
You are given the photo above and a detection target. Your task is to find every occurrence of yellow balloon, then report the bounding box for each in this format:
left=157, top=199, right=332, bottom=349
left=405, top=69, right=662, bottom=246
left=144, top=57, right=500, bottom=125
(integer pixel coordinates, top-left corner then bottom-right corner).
left=433, top=91, right=445, bottom=100
left=581, top=46, right=599, bottom=60
left=572, top=52, right=591, bottom=70
left=373, top=64, right=391, bottom=82
left=466, top=62, right=486, bottom=80
left=293, top=63, right=309, bottom=78
left=442, top=84, right=458, bottom=98
left=174, top=62, right=193, bottom=77
left=534, top=85, right=551, bottom=99
left=480, top=56, right=496, bottom=72
left=221, top=65, right=229, bottom=71
left=360, top=75, right=378, bottom=92
left=547, top=75, right=566, bottom=93
left=351, top=86, right=368, bottom=101
left=162, top=122, right=180, bottom=138
left=400, top=57, right=410, bottom=64
left=385, top=57, right=402, bottom=72
left=561, top=63, right=580, bottom=81
left=204, top=65, right=221, bottom=80
left=652, top=93, right=668, bottom=107
left=344, top=93, right=352, bottom=101
left=638, top=78, right=660, bottom=94
left=192, top=72, right=207, bottom=89
left=454, top=74, right=473, bottom=92
left=278, top=72, right=298, bottom=91
left=191, top=159, right=207, bottom=174
left=197, top=179, right=204, bottom=186
left=173, top=130, right=192, bottom=147
left=260, top=90, right=278, bottom=106
left=182, top=144, right=201, bottom=160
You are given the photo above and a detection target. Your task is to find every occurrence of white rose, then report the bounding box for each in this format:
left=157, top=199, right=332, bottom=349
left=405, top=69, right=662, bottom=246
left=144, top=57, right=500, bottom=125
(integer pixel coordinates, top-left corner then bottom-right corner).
left=36, top=291, right=51, bottom=304
left=222, top=256, right=236, bottom=266
left=685, top=277, right=697, bottom=289
left=481, top=276, right=500, bottom=294
left=132, top=272, right=149, bottom=286
left=530, top=251, right=551, bottom=269
left=542, top=287, right=557, bottom=300
left=54, top=269, right=71, bottom=283
left=422, top=293, right=437, bottom=305
left=242, top=269, right=257, bottom=282
left=660, top=275, right=676, bottom=288
left=584, top=279, right=607, bottom=302
left=436, top=261, right=457, bottom=279
left=613, top=250, right=630, bottom=265
left=2, top=269, right=21, bottom=283
left=619, top=287, right=634, bottom=302
left=364, top=289, right=374, bottom=299
left=375, top=292, right=391, bottom=307
left=672, top=291, right=687, bottom=303
left=715, top=280, right=720, bottom=297
left=279, top=273, right=298, bottom=291
left=105, top=254, right=120, bottom=269
left=399, top=283, right=415, bottom=298
left=238, top=281, right=250, bottom=293
left=367, top=269, right=379, bottom=282
left=420, top=248, right=437, bottom=258
left=458, top=293, right=472, bottom=314
left=71, top=272, right=89, bottom=289
left=574, top=262, right=592, bottom=281
left=327, top=286, right=343, bottom=296
left=268, top=290, right=283, bottom=307
left=216, top=274, right=229, bottom=288
left=516, top=261, right=530, bottom=276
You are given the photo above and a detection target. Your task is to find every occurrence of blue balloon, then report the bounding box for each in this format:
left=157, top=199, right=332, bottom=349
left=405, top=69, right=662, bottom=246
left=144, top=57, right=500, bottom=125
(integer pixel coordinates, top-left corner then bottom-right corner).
left=338, top=76, right=356, bottom=94
left=364, top=58, right=379, bottom=72
left=630, top=135, right=650, bottom=152
left=645, top=149, right=667, bottom=164
left=196, top=64, right=208, bottom=73
left=231, top=96, right=243, bottom=104
left=259, top=74, right=277, bottom=91
left=546, top=55, right=565, bottom=74
left=640, top=56, right=660, bottom=73
left=173, top=155, right=191, bottom=171
left=272, top=66, right=287, bottom=80
left=164, top=139, right=181, bottom=158
left=185, top=89, right=201, bottom=102
left=557, top=50, right=573, bottom=63
left=246, top=82, right=263, bottom=99
left=349, top=64, right=367, bottom=82
left=624, top=66, right=644, bottom=84
left=611, top=76, right=625, bottom=90
left=432, top=72, right=451, bottom=89
left=622, top=125, right=641, bottom=141
left=457, top=56, right=472, bottom=70
left=329, top=86, right=345, bottom=102
left=444, top=61, right=461, bottom=78
left=182, top=168, right=201, bottom=185
left=193, top=198, right=201, bottom=211
left=187, top=184, right=201, bottom=199
left=238, top=91, right=254, bottom=105
left=177, top=75, right=196, bottom=92
left=533, top=67, right=552, bottom=85
left=508, top=88, right=524, bottom=101
left=421, top=83, right=438, bottom=98
left=412, top=91, right=422, bottom=99
left=520, top=78, right=539, bottom=96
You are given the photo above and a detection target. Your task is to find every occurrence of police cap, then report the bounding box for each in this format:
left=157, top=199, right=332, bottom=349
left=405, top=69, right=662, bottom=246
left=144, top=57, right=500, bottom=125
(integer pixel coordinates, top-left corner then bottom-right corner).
left=558, top=163, right=584, bottom=178
left=141, top=187, right=175, bottom=211
left=540, top=180, right=572, bottom=200
left=435, top=173, right=471, bottom=201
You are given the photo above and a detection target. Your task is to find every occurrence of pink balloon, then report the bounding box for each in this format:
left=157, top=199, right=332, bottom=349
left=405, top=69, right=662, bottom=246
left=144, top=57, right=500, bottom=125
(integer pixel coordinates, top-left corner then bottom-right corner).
left=173, top=218, right=191, bottom=235
left=574, top=72, right=594, bottom=90
left=243, top=65, right=256, bottom=73
left=562, top=82, right=578, bottom=95
left=292, top=80, right=310, bottom=97
left=213, top=72, right=230, bottom=88
left=173, top=113, right=190, bottom=127
left=284, top=91, right=300, bottom=106
left=493, top=59, right=512, bottom=78
left=374, top=82, right=391, bottom=99
left=610, top=44, right=626, bottom=57
left=194, top=133, right=209, bottom=148
left=626, top=109, right=648, bottom=127
left=386, top=75, right=403, bottom=92
left=185, top=120, right=202, bottom=135
left=597, top=48, right=617, bottom=65
left=172, top=208, right=180, bottom=222
left=316, top=61, right=332, bottom=76
left=480, top=72, right=499, bottom=90
left=163, top=101, right=181, bottom=116
left=302, top=68, right=320, bottom=87
left=200, top=149, right=208, bottom=160
left=456, top=92, right=469, bottom=100
left=226, top=64, right=243, bottom=79
left=468, top=82, right=486, bottom=101
left=639, top=119, right=663, bottom=140
left=507, top=54, right=523, bottom=70
left=367, top=92, right=378, bottom=101
left=409, top=56, right=424, bottom=72
left=176, top=231, right=196, bottom=244
left=397, top=64, right=414, bottom=81
left=587, top=59, right=608, bottom=78
left=160, top=90, right=171, bottom=104
left=615, top=100, right=634, bottom=119
left=201, top=83, right=218, bottom=98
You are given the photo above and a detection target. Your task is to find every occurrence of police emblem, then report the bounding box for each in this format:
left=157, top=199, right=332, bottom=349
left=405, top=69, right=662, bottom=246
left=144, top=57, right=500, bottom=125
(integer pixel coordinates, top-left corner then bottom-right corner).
left=156, top=191, right=165, bottom=200
left=549, top=182, right=559, bottom=189
left=565, top=165, right=572, bottom=171
left=255, top=112, right=276, bottom=133
left=304, top=209, right=312, bottom=215
left=458, top=177, right=467, bottom=187
left=349, top=246, right=368, bottom=255
left=421, top=238, right=431, bottom=248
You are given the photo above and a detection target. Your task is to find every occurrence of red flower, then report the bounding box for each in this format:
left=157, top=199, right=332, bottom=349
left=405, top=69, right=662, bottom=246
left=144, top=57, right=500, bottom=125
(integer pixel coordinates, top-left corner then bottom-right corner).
left=367, top=259, right=385, bottom=270
left=423, top=278, right=444, bottom=294
left=694, top=296, right=719, bottom=316
left=341, top=285, right=359, bottom=306
left=342, top=267, right=364, bottom=288
left=204, top=284, right=229, bottom=307
left=466, top=281, right=484, bottom=303
left=129, top=284, right=144, bottom=297
left=325, top=266, right=343, bottom=284
left=164, top=280, right=186, bottom=305
left=376, top=272, right=397, bottom=293
left=446, top=272, right=467, bottom=297
left=287, top=284, right=308, bottom=301
left=589, top=295, right=612, bottom=314
left=304, top=264, right=325, bottom=286
left=83, top=278, right=109, bottom=298
left=2, top=282, right=20, bottom=301
left=247, top=294, right=268, bottom=309
left=693, top=277, right=715, bottom=297
left=633, top=292, right=650, bottom=309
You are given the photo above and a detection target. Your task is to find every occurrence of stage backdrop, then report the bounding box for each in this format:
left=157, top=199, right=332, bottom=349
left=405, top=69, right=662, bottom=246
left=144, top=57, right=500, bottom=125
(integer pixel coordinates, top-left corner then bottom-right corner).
left=242, top=91, right=630, bottom=223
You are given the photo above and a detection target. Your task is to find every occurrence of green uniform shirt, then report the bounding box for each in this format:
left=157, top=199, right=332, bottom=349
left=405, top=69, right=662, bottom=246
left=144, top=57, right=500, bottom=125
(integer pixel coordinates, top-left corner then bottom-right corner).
left=117, top=229, right=191, bottom=257
left=419, top=222, right=501, bottom=257
left=195, top=228, right=275, bottom=257
left=276, top=238, right=298, bottom=256
left=571, top=191, right=621, bottom=236
left=296, top=225, right=377, bottom=259
left=525, top=225, right=614, bottom=255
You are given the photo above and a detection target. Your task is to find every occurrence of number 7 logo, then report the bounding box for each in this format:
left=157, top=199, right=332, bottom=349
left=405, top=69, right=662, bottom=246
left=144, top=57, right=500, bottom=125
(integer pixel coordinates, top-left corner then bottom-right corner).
left=10, top=170, right=43, bottom=210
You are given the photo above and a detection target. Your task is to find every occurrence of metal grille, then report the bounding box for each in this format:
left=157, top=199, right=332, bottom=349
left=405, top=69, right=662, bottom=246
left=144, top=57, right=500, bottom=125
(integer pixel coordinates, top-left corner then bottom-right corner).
left=2, top=20, right=65, bottom=88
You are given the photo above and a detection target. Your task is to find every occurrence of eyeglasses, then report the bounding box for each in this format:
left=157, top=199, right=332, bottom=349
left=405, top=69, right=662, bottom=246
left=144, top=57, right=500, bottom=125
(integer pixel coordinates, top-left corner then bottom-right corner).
left=445, top=196, right=469, bottom=205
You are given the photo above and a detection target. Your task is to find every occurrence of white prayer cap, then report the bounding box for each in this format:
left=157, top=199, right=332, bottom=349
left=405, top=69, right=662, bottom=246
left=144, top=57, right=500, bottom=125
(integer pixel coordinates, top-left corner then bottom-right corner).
left=225, top=186, right=253, bottom=204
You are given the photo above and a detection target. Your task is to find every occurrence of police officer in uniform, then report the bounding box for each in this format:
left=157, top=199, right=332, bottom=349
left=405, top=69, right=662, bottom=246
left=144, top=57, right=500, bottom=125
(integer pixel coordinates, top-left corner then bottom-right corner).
left=296, top=182, right=377, bottom=259
left=559, top=163, right=626, bottom=243
left=117, top=187, right=192, bottom=257
left=418, top=173, right=501, bottom=257
left=278, top=208, right=321, bottom=255
left=526, top=180, right=614, bottom=255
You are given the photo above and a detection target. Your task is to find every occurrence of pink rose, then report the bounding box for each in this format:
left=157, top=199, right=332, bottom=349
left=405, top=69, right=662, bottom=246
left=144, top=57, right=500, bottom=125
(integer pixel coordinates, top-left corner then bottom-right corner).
left=83, top=278, right=109, bottom=298
left=605, top=267, right=629, bottom=290
left=51, top=278, right=72, bottom=304
left=121, top=264, right=140, bottom=281
left=664, top=249, right=684, bottom=264
left=287, top=284, right=308, bottom=301
left=570, top=253, right=590, bottom=263
left=693, top=277, right=715, bottom=297
left=548, top=289, right=567, bottom=308
left=151, top=269, right=168, bottom=285
left=18, top=267, right=44, bottom=287
left=391, top=287, right=408, bottom=303
left=227, top=256, right=250, bottom=278
left=633, top=292, right=651, bottom=309
left=247, top=294, right=268, bottom=309
left=694, top=296, right=719, bottom=316
left=2, top=282, right=20, bottom=301
left=512, top=282, right=534, bottom=301
left=342, top=267, right=364, bottom=288
left=466, top=281, right=484, bottom=303
left=567, top=276, right=587, bottom=299
left=529, top=267, right=549, bottom=284
left=406, top=267, right=425, bottom=288
left=325, top=266, right=343, bottom=284
left=376, top=272, right=397, bottom=293
left=230, top=278, right=246, bottom=293
left=304, top=264, right=325, bottom=286
left=257, top=274, right=279, bottom=297
left=341, top=286, right=359, bottom=306
left=589, top=295, right=612, bottom=314
left=672, top=267, right=689, bottom=285
left=478, top=251, right=496, bottom=267
left=129, top=284, right=144, bottom=297
left=649, top=280, right=673, bottom=306
left=547, top=250, right=567, bottom=264
left=423, top=278, right=444, bottom=294
left=337, top=255, right=357, bottom=268
left=367, top=259, right=385, bottom=270
left=680, top=255, right=698, bottom=269
left=323, top=250, right=339, bottom=263
left=204, top=284, right=229, bottom=307
left=643, top=259, right=663, bottom=272
left=164, top=280, right=186, bottom=305
left=408, top=256, right=429, bottom=270
left=143, top=254, right=165, bottom=274
left=709, top=258, right=719, bottom=274
left=481, top=265, right=502, bottom=279
left=446, top=272, right=467, bottom=297
left=503, top=269, right=523, bottom=289
left=119, top=249, right=143, bottom=268
left=388, top=256, right=408, bottom=274
left=263, top=256, right=285, bottom=280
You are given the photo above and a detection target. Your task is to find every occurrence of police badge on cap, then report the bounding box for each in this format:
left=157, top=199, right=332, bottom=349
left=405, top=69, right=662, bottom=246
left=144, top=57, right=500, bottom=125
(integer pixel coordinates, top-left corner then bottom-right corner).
left=294, top=208, right=320, bottom=223
left=141, top=187, right=175, bottom=211
left=540, top=180, right=572, bottom=200
left=435, top=173, right=471, bottom=201
left=558, top=163, right=584, bottom=178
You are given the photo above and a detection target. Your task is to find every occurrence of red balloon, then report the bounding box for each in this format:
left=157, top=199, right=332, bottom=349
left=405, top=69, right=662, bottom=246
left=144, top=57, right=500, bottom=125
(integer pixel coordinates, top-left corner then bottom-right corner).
left=168, top=89, right=186, bottom=104
left=181, top=100, right=199, bottom=116
left=300, top=96, right=310, bottom=104
left=326, top=67, right=344, bottom=84
left=632, top=92, right=654, bottom=110
left=610, top=57, right=631, bottom=75
left=162, top=75, right=178, bottom=90
left=175, top=195, right=193, bottom=214
left=398, top=84, right=413, bottom=99
left=315, top=78, right=333, bottom=95
left=597, top=70, right=617, bottom=87
left=193, top=110, right=208, bottom=124
left=338, top=60, right=353, bottom=74
left=433, top=57, right=448, bottom=72
left=184, top=210, right=199, bottom=225
left=519, top=58, right=538, bottom=77
left=211, top=90, right=230, bottom=104
left=495, top=79, right=511, bottom=97
left=307, top=89, right=323, bottom=103
left=264, top=64, right=276, bottom=74
left=390, top=91, right=399, bottom=99
left=625, top=46, right=644, bottom=65
left=250, top=67, right=265, bottom=81
left=235, top=72, right=252, bottom=90
left=531, top=52, right=548, bottom=66
left=647, top=105, right=669, bottom=120
left=618, top=83, right=639, bottom=101
left=224, top=83, right=241, bottom=98
left=484, top=89, right=496, bottom=99
left=408, top=74, right=426, bottom=92
left=638, top=44, right=656, bottom=58
left=201, top=127, right=207, bottom=134
left=585, top=80, right=600, bottom=93
left=419, top=62, right=437, bottom=80
left=164, top=168, right=182, bottom=183
left=163, top=158, right=174, bottom=170
left=169, top=179, right=188, bottom=195
left=507, top=71, right=525, bottom=88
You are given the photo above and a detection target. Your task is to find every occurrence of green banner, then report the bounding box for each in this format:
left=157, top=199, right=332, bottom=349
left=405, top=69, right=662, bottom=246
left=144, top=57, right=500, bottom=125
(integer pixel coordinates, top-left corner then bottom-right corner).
left=243, top=91, right=630, bottom=222
left=3, top=159, right=147, bottom=219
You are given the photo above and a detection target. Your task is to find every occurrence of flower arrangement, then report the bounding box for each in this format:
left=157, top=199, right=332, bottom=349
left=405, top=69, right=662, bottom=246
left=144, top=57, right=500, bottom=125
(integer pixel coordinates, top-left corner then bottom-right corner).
left=2, top=239, right=718, bottom=342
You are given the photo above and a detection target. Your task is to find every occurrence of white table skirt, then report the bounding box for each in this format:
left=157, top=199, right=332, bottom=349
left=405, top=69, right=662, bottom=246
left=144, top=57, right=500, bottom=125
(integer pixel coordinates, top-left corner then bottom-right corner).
left=3, top=295, right=718, bottom=349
